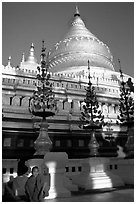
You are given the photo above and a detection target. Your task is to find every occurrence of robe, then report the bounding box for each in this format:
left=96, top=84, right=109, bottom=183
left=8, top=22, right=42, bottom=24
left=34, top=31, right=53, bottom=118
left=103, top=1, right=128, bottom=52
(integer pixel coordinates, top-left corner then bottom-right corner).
left=25, top=174, right=49, bottom=201
left=25, top=175, right=37, bottom=201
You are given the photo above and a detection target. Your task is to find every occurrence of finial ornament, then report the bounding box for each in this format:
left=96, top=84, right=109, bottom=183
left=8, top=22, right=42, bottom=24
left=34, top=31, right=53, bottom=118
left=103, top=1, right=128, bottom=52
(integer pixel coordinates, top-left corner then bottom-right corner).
left=74, top=5, right=80, bottom=17
left=30, top=43, right=34, bottom=57
left=41, top=40, right=46, bottom=62
left=27, top=43, right=37, bottom=63
left=8, top=56, right=11, bottom=66
left=21, top=53, right=25, bottom=63
left=42, top=40, right=46, bottom=52
left=31, top=43, right=34, bottom=48
left=88, top=60, right=92, bottom=85
left=118, top=58, right=124, bottom=81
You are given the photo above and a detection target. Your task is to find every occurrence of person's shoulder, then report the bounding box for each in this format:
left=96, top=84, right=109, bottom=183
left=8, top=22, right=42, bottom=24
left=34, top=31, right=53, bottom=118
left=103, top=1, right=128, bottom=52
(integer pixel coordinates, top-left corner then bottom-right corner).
left=37, top=174, right=43, bottom=179
left=37, top=174, right=45, bottom=181
left=39, top=174, right=49, bottom=182
left=25, top=175, right=33, bottom=186
left=26, top=175, right=33, bottom=182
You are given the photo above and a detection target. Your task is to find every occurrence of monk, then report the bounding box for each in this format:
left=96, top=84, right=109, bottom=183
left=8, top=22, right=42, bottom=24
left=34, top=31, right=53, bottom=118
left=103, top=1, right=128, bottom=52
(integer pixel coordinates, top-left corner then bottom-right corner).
left=25, top=166, right=49, bottom=202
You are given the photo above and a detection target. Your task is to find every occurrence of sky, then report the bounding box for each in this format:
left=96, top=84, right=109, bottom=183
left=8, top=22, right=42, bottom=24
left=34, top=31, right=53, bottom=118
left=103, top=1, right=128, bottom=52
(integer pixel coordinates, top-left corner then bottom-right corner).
left=2, top=2, right=134, bottom=77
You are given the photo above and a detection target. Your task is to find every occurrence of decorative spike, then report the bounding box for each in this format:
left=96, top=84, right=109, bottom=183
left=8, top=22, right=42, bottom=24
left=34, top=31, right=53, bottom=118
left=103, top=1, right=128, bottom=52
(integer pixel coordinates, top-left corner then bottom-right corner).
left=46, top=51, right=49, bottom=63
left=42, top=40, right=46, bottom=52
left=27, top=43, right=37, bottom=63
left=88, top=60, right=92, bottom=85
left=21, top=53, right=25, bottom=63
left=31, top=43, right=34, bottom=48
left=8, top=56, right=11, bottom=66
left=118, top=58, right=121, bottom=70
left=118, top=59, right=124, bottom=81
left=74, top=5, right=80, bottom=17
left=41, top=40, right=46, bottom=63
left=30, top=43, right=34, bottom=57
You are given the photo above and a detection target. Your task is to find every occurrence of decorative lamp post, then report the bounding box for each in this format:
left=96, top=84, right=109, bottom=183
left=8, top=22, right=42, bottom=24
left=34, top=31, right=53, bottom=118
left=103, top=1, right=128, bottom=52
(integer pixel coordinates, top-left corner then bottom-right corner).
left=117, top=59, right=134, bottom=157
left=80, top=60, right=104, bottom=156
left=29, top=41, right=57, bottom=156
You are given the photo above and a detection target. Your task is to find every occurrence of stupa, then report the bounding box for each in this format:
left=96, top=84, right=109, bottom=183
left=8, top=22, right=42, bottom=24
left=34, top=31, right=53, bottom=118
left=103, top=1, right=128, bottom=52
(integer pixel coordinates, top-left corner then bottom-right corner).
left=2, top=7, right=133, bottom=185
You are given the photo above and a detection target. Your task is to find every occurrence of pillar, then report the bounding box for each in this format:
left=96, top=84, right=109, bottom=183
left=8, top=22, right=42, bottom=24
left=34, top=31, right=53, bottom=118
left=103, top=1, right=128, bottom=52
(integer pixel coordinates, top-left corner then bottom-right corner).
left=43, top=152, right=71, bottom=199
left=64, top=101, right=71, bottom=112
left=109, top=104, right=114, bottom=114
left=73, top=100, right=80, bottom=112
left=102, top=103, right=109, bottom=114
left=57, top=100, right=63, bottom=111
left=98, top=102, right=102, bottom=111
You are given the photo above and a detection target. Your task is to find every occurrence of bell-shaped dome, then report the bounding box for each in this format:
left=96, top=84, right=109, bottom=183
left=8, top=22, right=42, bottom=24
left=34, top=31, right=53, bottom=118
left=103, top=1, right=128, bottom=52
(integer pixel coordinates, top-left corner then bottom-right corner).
left=49, top=7, right=114, bottom=73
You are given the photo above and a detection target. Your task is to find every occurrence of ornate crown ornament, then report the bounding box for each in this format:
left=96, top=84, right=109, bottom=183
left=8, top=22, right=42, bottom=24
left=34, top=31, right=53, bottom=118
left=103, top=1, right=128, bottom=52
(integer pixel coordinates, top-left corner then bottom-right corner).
left=80, top=60, right=104, bottom=130
left=29, top=41, right=57, bottom=118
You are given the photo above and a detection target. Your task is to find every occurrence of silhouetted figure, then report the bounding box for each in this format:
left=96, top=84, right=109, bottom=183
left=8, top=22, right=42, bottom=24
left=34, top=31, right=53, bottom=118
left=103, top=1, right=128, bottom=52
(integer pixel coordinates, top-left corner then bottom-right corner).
left=3, top=166, right=29, bottom=201
left=12, top=168, right=30, bottom=198
left=17, top=159, right=28, bottom=176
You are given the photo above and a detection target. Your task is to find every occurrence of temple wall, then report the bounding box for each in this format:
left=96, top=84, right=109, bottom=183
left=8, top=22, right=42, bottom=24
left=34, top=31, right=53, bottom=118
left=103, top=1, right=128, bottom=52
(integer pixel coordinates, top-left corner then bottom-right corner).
left=2, top=158, right=134, bottom=185
left=2, top=69, right=132, bottom=160
left=2, top=90, right=121, bottom=134
left=2, top=94, right=119, bottom=119
left=2, top=157, right=134, bottom=196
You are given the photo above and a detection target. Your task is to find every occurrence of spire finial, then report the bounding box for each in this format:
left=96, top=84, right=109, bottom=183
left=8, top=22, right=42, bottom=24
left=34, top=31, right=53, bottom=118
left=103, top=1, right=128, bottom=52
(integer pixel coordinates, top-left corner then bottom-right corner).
left=40, top=40, right=46, bottom=62
left=30, top=43, right=34, bottom=57
left=88, top=60, right=92, bottom=85
left=21, top=52, right=25, bottom=63
left=74, top=5, right=80, bottom=17
left=42, top=40, right=46, bottom=53
left=27, top=43, right=37, bottom=63
left=8, top=56, right=11, bottom=67
left=118, top=58, right=124, bottom=81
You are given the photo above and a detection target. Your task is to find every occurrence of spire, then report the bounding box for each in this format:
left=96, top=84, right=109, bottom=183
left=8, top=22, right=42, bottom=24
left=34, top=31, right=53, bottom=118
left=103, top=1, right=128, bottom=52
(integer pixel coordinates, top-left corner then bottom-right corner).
left=20, top=52, right=25, bottom=67
left=88, top=60, right=92, bottom=86
left=27, top=43, right=37, bottom=64
left=74, top=5, right=80, bottom=17
left=118, top=59, right=124, bottom=81
left=21, top=52, right=25, bottom=63
left=7, top=56, right=11, bottom=67
left=72, top=5, right=85, bottom=27
left=29, top=43, right=34, bottom=57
